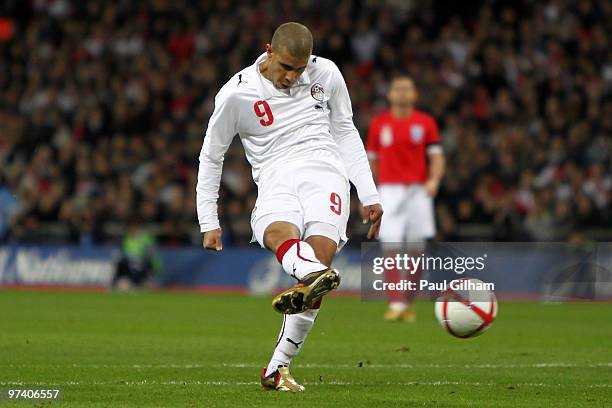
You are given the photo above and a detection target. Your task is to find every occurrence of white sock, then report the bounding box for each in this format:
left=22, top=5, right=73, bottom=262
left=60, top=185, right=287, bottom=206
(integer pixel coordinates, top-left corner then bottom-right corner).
left=278, top=240, right=327, bottom=281
left=390, top=301, right=408, bottom=312
left=265, top=308, right=319, bottom=376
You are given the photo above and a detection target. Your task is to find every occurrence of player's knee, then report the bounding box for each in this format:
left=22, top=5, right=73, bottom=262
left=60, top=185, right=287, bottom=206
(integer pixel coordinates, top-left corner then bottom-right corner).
left=263, top=222, right=301, bottom=252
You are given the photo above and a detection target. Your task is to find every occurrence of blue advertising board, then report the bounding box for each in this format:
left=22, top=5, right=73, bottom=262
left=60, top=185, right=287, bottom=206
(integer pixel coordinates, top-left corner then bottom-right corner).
left=1, top=244, right=610, bottom=299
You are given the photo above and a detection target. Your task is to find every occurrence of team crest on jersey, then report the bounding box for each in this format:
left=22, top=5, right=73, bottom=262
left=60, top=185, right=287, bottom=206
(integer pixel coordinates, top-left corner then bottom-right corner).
left=410, top=125, right=425, bottom=143
left=310, top=83, right=325, bottom=101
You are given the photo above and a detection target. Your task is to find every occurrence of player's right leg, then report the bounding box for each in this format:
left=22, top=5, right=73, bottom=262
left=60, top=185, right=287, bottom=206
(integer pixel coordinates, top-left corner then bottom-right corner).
left=250, top=169, right=339, bottom=316
left=399, top=185, right=436, bottom=321
left=254, top=163, right=343, bottom=391
left=265, top=161, right=350, bottom=314
left=378, top=184, right=413, bottom=321
left=261, top=225, right=340, bottom=391
left=270, top=231, right=340, bottom=314
left=250, top=167, right=336, bottom=295
left=255, top=219, right=337, bottom=391
left=257, top=220, right=339, bottom=314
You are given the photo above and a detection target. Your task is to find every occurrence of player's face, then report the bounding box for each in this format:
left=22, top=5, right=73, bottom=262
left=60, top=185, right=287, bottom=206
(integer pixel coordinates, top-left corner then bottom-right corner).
left=388, top=78, right=417, bottom=108
left=266, top=45, right=309, bottom=90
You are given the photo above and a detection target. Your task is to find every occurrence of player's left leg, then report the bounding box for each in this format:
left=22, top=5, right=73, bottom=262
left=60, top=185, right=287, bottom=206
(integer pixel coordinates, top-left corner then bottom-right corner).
left=304, top=234, right=336, bottom=266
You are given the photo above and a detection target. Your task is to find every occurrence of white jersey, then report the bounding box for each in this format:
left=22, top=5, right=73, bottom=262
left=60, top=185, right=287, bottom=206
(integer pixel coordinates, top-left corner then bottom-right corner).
left=197, top=53, right=379, bottom=232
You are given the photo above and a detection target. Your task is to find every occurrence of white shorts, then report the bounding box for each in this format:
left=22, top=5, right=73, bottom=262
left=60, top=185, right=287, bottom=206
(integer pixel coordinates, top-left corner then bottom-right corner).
left=379, top=184, right=435, bottom=243
left=251, top=161, right=350, bottom=251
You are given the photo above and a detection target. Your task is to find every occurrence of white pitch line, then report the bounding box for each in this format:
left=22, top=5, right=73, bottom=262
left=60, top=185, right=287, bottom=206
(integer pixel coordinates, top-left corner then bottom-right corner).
left=0, top=380, right=610, bottom=388
left=222, top=362, right=612, bottom=369
left=3, top=362, right=611, bottom=369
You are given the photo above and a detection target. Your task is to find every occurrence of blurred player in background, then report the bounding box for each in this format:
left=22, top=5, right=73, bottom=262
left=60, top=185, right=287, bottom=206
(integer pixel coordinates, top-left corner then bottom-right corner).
left=197, top=22, right=383, bottom=391
left=367, top=76, right=445, bottom=322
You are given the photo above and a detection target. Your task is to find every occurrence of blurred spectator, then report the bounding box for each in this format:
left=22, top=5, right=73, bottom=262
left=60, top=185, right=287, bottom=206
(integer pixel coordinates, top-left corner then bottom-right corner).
left=0, top=0, right=610, bottom=245
left=112, top=219, right=161, bottom=290
left=0, top=175, right=21, bottom=241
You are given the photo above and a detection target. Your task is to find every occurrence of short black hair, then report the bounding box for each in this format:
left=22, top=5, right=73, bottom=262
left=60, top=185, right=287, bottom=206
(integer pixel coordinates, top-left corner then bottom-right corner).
left=271, top=22, right=313, bottom=59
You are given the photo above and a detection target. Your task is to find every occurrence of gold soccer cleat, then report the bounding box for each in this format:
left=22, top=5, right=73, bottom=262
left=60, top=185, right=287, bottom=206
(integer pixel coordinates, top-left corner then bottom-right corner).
left=261, top=366, right=305, bottom=392
left=384, top=307, right=403, bottom=321
left=272, top=269, right=340, bottom=314
left=384, top=307, right=416, bottom=322
left=400, top=309, right=417, bottom=323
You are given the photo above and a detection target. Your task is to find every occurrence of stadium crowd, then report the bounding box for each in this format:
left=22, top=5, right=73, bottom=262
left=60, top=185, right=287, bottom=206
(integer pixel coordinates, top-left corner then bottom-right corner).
left=0, top=0, right=610, bottom=246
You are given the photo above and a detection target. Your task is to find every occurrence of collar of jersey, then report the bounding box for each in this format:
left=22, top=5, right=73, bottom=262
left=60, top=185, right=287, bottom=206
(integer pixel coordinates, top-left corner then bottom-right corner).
left=254, top=52, right=311, bottom=100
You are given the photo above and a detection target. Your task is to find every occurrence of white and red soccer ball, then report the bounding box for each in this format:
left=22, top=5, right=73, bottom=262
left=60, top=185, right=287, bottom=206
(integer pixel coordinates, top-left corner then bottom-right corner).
left=434, top=278, right=497, bottom=338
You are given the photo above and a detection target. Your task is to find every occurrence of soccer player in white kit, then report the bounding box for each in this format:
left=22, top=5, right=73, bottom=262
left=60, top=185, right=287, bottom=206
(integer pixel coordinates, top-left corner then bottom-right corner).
left=196, top=22, right=383, bottom=392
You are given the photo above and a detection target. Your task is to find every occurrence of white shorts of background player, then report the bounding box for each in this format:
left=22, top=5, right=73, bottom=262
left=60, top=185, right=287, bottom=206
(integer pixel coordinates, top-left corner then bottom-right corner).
left=251, top=160, right=350, bottom=251
left=378, top=184, right=435, bottom=244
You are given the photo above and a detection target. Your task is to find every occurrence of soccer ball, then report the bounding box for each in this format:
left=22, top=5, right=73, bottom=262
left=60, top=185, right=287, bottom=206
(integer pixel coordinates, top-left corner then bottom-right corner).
left=434, top=278, right=497, bottom=338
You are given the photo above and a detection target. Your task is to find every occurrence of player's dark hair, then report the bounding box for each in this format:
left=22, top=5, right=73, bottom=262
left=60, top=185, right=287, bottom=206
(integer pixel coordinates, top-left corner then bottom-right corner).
left=271, top=22, right=313, bottom=59
left=390, top=73, right=415, bottom=85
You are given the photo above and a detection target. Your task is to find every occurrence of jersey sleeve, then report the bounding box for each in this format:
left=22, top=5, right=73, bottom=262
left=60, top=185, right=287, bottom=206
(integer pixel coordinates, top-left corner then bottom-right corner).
left=196, top=84, right=238, bottom=232
left=366, top=117, right=380, bottom=160
left=426, top=116, right=443, bottom=154
left=328, top=63, right=380, bottom=206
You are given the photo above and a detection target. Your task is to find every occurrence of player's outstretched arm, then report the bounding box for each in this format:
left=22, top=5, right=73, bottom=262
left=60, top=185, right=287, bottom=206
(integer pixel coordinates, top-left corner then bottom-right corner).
left=327, top=63, right=379, bottom=207
left=202, top=228, right=223, bottom=251
left=196, top=83, right=238, bottom=241
left=362, top=203, right=383, bottom=239
left=327, top=60, right=382, bottom=239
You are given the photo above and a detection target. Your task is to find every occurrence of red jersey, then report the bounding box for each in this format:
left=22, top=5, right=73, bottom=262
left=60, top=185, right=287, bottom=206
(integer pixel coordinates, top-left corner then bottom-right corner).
left=367, top=109, right=440, bottom=184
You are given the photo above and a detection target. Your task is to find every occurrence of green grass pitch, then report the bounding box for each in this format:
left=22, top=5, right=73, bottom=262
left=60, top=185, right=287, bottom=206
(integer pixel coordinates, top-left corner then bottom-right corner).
left=0, top=291, right=611, bottom=407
